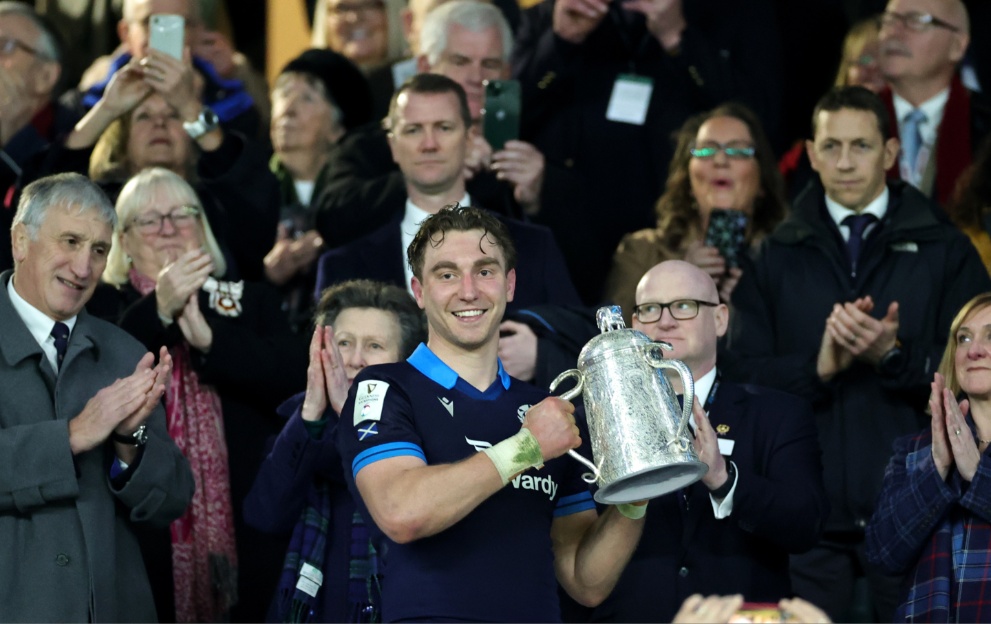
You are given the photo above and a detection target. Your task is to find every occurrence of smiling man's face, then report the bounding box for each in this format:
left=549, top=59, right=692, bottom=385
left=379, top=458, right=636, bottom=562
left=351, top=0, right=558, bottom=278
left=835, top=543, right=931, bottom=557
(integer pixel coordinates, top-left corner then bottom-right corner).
left=411, top=228, right=515, bottom=356
left=11, top=204, right=112, bottom=321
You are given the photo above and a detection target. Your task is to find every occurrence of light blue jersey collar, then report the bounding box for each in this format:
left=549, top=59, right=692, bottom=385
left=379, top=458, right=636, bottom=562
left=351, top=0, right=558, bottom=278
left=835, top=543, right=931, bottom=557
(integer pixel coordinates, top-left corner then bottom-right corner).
left=407, top=343, right=511, bottom=391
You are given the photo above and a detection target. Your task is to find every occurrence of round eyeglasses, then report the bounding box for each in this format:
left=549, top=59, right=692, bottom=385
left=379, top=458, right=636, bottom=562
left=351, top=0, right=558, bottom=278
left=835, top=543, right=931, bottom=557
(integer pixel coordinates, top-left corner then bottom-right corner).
left=129, top=206, right=201, bottom=235
left=634, top=299, right=719, bottom=323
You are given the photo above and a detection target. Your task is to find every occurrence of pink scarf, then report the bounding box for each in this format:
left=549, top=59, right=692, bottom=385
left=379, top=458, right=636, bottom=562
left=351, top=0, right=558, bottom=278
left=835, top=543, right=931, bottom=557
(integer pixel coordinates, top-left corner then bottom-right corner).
left=130, top=270, right=238, bottom=622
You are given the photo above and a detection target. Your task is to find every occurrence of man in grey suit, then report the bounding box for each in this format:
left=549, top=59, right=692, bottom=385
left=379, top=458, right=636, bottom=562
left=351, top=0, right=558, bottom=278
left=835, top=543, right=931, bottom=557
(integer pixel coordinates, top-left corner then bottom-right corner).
left=0, top=173, right=194, bottom=622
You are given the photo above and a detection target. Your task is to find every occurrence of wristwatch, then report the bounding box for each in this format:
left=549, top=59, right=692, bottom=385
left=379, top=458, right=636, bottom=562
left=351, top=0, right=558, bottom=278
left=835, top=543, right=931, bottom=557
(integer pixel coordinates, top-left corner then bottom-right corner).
left=182, top=106, right=220, bottom=139
left=111, top=425, right=149, bottom=447
left=877, top=343, right=905, bottom=377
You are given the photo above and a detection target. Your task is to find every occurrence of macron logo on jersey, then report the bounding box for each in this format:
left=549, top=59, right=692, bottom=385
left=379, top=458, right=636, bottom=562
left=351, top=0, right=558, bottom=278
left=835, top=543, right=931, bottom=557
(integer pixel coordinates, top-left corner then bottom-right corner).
left=438, top=396, right=454, bottom=417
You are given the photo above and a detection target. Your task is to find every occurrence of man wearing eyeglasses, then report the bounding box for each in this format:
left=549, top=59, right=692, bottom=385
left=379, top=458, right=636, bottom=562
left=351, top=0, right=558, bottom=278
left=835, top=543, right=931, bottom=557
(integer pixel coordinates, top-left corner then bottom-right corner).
left=576, top=259, right=827, bottom=622
left=0, top=3, right=74, bottom=274
left=877, top=0, right=990, bottom=206
left=725, top=85, right=991, bottom=621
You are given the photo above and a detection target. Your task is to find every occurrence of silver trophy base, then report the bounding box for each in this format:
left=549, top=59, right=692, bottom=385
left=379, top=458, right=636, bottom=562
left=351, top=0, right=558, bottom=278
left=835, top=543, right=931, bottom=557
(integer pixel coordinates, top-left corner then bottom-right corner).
left=593, top=460, right=709, bottom=505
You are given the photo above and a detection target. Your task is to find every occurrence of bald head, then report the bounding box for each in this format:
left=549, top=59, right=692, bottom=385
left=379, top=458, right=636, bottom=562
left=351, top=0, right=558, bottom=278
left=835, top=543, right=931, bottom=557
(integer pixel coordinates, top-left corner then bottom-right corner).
left=632, top=260, right=727, bottom=378
left=944, top=0, right=968, bottom=34
left=636, top=261, right=720, bottom=306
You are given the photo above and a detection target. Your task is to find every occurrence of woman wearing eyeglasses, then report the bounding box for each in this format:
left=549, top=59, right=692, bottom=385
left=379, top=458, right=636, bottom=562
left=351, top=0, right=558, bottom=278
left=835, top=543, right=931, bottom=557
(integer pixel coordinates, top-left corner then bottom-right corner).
left=43, top=55, right=279, bottom=284
left=91, top=168, right=308, bottom=623
left=604, top=103, right=787, bottom=323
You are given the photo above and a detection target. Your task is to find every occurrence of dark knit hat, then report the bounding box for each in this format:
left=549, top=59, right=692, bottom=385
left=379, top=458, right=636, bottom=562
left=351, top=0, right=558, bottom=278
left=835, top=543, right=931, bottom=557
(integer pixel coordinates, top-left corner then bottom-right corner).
left=280, top=48, right=374, bottom=131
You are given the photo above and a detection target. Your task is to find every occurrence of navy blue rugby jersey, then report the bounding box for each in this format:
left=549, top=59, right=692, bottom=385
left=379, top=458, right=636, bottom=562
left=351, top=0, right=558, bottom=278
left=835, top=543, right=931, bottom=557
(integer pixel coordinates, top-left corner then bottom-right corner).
left=337, top=343, right=595, bottom=622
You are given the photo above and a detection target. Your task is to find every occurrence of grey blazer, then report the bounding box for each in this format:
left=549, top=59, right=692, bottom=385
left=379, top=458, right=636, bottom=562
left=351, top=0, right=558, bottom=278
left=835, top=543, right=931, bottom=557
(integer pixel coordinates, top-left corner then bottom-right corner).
left=0, top=270, right=194, bottom=622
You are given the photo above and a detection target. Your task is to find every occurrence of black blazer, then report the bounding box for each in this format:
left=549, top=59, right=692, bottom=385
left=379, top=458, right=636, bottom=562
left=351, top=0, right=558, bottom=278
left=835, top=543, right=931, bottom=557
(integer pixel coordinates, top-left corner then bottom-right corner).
left=584, top=378, right=829, bottom=622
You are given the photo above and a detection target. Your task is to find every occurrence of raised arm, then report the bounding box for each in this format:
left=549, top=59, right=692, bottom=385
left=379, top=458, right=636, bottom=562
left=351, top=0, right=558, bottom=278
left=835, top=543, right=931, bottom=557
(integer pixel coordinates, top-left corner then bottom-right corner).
left=347, top=394, right=581, bottom=543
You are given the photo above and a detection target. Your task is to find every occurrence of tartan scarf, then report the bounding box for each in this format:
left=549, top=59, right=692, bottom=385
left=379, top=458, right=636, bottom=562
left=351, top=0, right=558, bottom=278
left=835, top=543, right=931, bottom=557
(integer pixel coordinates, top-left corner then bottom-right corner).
left=276, top=479, right=332, bottom=623
left=899, top=469, right=991, bottom=622
left=130, top=270, right=239, bottom=622
left=275, top=440, right=380, bottom=622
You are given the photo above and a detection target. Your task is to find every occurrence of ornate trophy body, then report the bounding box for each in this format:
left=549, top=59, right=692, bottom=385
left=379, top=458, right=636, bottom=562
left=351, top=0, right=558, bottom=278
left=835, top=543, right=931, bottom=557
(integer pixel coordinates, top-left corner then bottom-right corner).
left=552, top=306, right=708, bottom=504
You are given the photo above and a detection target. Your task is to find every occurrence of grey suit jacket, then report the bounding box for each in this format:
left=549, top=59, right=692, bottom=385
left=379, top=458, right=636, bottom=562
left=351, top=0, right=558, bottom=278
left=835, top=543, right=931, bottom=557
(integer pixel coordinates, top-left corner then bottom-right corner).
left=0, top=270, right=194, bottom=622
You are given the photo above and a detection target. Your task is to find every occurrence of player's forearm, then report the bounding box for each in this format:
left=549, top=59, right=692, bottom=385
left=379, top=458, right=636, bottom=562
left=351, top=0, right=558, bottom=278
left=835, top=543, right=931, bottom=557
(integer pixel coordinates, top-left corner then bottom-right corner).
left=555, top=506, right=645, bottom=607
left=357, top=452, right=505, bottom=544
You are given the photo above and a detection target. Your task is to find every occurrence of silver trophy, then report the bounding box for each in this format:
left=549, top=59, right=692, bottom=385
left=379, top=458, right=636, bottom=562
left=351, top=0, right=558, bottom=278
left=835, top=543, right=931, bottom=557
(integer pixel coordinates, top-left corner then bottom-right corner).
left=551, top=306, right=708, bottom=504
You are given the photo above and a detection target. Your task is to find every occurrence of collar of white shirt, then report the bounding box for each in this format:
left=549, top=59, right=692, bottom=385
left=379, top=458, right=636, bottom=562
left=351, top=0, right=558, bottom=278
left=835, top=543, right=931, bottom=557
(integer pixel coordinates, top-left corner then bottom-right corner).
left=401, top=194, right=473, bottom=295
left=893, top=88, right=950, bottom=146
left=7, top=276, right=78, bottom=371
left=824, top=186, right=889, bottom=241
left=687, top=366, right=717, bottom=433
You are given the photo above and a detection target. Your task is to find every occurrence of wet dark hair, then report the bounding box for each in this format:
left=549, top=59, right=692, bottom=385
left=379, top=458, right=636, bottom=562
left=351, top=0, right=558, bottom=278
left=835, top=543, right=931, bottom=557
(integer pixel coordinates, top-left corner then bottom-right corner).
left=406, top=204, right=516, bottom=280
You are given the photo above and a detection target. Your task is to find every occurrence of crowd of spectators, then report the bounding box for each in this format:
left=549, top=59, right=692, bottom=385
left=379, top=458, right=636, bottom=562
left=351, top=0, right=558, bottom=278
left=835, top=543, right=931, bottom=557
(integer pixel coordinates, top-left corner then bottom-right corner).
left=5, top=0, right=991, bottom=621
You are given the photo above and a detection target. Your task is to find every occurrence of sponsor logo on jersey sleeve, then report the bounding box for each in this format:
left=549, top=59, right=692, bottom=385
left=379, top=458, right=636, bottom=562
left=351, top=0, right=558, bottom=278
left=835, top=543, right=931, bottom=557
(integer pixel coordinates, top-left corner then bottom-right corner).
left=353, top=380, right=390, bottom=426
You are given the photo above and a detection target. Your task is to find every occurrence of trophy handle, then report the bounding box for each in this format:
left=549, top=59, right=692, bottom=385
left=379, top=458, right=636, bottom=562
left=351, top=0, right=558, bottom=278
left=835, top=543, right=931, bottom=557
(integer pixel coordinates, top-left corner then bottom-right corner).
left=643, top=343, right=696, bottom=440
left=549, top=369, right=601, bottom=484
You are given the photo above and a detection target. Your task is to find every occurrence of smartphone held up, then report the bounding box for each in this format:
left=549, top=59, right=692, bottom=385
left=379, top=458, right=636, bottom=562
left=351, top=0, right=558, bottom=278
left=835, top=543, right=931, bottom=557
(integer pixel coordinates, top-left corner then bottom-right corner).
left=704, top=208, right=749, bottom=270
left=149, top=14, right=185, bottom=60
left=482, top=79, right=520, bottom=151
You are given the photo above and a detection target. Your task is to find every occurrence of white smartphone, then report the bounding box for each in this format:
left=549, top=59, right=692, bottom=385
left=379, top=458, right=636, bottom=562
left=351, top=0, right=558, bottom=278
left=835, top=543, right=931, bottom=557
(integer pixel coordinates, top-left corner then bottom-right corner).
left=149, top=14, right=185, bottom=60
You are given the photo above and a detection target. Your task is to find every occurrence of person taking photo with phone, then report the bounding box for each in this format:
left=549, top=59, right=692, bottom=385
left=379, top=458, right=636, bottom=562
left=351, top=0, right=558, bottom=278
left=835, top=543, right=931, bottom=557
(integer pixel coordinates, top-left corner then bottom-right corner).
left=604, top=102, right=787, bottom=323
left=66, top=0, right=262, bottom=140
left=314, top=0, right=559, bottom=248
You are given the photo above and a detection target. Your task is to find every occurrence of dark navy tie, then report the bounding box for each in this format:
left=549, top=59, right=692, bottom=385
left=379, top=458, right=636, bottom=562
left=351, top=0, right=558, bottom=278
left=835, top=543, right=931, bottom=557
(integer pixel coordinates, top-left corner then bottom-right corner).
left=51, top=321, right=70, bottom=371
left=843, top=213, right=877, bottom=275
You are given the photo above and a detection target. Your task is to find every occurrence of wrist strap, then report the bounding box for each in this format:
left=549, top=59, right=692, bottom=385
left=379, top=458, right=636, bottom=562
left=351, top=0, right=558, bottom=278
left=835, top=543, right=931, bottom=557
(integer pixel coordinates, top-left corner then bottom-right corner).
left=482, top=429, right=544, bottom=485
left=616, top=502, right=647, bottom=519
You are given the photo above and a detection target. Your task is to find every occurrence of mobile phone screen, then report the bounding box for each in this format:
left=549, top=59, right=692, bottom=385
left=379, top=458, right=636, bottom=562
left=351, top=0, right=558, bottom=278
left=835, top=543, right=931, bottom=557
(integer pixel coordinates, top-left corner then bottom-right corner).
left=704, top=208, right=749, bottom=269
left=482, top=79, right=521, bottom=151
left=149, top=14, right=185, bottom=60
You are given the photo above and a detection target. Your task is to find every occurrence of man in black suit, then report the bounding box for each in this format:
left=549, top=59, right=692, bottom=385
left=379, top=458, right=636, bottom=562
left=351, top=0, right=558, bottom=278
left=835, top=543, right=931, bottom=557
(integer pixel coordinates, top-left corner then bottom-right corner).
left=315, top=0, right=547, bottom=248
left=316, top=74, right=587, bottom=386
left=584, top=259, right=828, bottom=622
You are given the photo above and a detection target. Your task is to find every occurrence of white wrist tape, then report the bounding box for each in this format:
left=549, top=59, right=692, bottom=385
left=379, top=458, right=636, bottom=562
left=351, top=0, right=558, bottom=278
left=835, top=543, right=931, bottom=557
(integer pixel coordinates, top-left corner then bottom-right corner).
left=483, top=428, right=544, bottom=485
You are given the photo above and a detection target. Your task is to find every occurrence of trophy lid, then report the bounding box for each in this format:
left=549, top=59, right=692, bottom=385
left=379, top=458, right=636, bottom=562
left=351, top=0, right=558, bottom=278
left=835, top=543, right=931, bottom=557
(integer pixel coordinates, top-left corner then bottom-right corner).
left=579, top=306, right=659, bottom=367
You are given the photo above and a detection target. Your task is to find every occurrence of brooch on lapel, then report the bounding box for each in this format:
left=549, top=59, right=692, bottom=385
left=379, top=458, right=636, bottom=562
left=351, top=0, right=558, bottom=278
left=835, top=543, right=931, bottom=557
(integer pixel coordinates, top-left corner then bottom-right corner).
left=203, top=277, right=244, bottom=317
left=716, top=424, right=730, bottom=436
